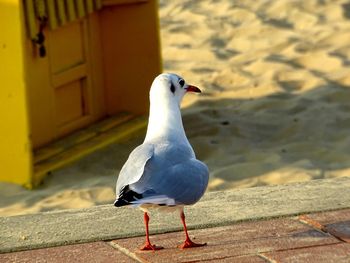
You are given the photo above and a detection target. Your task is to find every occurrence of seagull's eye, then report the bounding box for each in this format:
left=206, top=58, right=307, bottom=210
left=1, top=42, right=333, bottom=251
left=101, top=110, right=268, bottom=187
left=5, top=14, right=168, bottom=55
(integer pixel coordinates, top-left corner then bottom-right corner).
left=170, top=83, right=176, bottom=94
left=179, top=79, right=185, bottom=87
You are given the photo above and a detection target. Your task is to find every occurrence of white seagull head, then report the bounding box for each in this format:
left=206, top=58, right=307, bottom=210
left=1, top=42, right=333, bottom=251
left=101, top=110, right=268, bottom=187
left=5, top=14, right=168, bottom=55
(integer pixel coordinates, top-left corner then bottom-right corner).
left=150, top=73, right=201, bottom=107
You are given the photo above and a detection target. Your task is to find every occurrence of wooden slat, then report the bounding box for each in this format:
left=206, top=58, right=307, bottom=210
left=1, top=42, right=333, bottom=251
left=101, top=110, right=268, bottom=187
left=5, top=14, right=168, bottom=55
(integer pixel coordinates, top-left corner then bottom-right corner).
left=33, top=112, right=136, bottom=164
left=51, top=64, right=87, bottom=88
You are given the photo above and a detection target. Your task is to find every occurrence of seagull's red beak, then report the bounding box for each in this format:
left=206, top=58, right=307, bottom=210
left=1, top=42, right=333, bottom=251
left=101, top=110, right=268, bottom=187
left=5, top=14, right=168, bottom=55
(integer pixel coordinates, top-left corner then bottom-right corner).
left=186, top=85, right=201, bottom=93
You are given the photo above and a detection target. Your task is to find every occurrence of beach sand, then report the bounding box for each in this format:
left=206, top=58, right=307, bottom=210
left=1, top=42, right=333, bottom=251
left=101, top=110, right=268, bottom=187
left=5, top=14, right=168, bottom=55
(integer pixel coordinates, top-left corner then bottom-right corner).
left=1, top=0, right=350, bottom=216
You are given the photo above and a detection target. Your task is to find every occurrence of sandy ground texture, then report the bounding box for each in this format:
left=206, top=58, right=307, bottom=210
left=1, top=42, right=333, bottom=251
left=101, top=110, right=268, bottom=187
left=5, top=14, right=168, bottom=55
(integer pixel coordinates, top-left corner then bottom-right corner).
left=1, top=0, right=350, bottom=216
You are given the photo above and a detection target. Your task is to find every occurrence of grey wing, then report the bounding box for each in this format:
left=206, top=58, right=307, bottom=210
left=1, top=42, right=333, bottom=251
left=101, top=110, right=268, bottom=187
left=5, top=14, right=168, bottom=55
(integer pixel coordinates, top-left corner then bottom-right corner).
left=132, top=158, right=209, bottom=206
left=115, top=143, right=154, bottom=196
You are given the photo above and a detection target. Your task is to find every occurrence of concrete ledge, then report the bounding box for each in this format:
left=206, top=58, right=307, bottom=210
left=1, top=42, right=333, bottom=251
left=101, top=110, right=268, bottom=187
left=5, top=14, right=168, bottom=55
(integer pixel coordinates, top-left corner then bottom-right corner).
left=1, top=177, right=350, bottom=253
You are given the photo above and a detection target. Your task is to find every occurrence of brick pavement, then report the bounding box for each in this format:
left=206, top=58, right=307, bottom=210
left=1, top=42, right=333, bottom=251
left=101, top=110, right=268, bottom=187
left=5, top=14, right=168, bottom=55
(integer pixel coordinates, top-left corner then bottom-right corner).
left=1, top=209, right=349, bottom=262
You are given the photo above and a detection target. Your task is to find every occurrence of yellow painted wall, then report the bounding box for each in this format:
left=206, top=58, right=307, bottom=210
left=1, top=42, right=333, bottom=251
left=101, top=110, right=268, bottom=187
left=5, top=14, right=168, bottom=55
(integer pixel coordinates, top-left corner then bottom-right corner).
left=24, top=28, right=56, bottom=148
left=100, top=0, right=162, bottom=115
left=0, top=0, right=33, bottom=186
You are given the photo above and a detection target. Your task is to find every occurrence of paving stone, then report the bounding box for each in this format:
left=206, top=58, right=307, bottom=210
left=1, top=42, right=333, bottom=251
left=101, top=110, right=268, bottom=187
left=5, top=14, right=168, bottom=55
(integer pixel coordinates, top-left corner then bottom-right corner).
left=112, top=217, right=340, bottom=262
left=302, top=209, right=350, bottom=224
left=263, top=243, right=350, bottom=263
left=0, top=242, right=134, bottom=263
left=300, top=209, right=350, bottom=242
left=204, top=255, right=267, bottom=262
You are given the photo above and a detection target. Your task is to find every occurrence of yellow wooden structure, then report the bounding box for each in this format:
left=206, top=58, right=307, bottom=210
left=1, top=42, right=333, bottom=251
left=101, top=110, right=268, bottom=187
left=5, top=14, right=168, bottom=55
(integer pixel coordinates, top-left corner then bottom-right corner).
left=0, top=0, right=161, bottom=188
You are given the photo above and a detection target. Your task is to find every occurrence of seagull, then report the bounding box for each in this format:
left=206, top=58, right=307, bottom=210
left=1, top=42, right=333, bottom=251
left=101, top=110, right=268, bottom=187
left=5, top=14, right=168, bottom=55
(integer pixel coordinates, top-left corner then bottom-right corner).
left=114, top=73, right=209, bottom=251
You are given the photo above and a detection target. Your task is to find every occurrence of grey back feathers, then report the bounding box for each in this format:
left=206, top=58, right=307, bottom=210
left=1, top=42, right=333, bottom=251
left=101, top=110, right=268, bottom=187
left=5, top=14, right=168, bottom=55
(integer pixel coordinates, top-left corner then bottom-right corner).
left=115, top=144, right=154, bottom=195
left=116, top=140, right=209, bottom=206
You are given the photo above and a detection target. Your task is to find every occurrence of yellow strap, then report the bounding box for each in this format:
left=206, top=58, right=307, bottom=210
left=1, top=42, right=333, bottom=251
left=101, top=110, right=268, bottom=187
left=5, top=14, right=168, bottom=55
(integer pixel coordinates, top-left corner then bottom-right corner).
left=86, top=0, right=94, bottom=13
left=66, top=0, right=77, bottom=22
left=56, top=0, right=67, bottom=25
left=76, top=0, right=86, bottom=18
left=46, top=0, right=58, bottom=29
left=24, top=0, right=37, bottom=39
left=95, top=0, right=102, bottom=9
left=35, top=0, right=46, bottom=18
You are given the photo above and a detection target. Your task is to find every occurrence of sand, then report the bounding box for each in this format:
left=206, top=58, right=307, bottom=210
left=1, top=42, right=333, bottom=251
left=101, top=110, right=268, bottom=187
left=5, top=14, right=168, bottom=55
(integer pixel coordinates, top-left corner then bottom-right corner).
left=1, top=0, right=350, bottom=216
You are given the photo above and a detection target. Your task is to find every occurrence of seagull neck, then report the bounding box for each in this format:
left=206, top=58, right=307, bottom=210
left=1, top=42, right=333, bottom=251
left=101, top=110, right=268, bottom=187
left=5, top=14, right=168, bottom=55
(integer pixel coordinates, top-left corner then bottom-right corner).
left=144, top=101, right=187, bottom=142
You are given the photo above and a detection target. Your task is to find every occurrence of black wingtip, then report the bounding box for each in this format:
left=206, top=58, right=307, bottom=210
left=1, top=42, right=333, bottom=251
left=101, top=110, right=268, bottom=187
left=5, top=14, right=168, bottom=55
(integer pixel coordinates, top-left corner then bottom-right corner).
left=114, top=199, right=128, bottom=207
left=114, top=185, right=143, bottom=207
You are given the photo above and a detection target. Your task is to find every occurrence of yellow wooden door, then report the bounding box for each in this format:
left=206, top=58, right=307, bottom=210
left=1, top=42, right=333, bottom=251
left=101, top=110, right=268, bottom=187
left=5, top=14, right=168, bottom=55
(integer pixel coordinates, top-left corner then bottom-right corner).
left=27, top=14, right=105, bottom=149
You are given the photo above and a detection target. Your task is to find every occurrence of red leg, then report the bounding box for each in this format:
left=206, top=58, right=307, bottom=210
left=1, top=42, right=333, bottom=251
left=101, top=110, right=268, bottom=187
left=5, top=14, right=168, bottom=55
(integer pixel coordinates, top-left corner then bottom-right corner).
left=139, top=212, right=163, bottom=251
left=179, top=211, right=207, bottom=249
